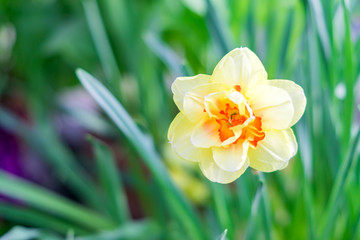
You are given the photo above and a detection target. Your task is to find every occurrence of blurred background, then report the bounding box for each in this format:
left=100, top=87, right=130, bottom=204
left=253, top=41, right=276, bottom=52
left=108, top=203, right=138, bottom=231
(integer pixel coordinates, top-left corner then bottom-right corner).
left=0, top=0, right=360, bottom=239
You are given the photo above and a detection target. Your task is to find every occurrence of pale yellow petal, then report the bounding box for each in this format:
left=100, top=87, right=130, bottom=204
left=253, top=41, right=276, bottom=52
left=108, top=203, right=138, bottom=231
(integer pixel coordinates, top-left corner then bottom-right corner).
left=171, top=74, right=211, bottom=112
left=212, top=141, right=250, bottom=172
left=266, top=80, right=306, bottom=126
left=168, top=113, right=212, bottom=162
left=183, top=83, right=230, bottom=122
left=248, top=128, right=297, bottom=172
left=246, top=84, right=294, bottom=130
left=211, top=48, right=267, bottom=93
left=191, top=118, right=221, bottom=148
left=204, top=91, right=227, bottom=119
left=199, top=154, right=248, bottom=184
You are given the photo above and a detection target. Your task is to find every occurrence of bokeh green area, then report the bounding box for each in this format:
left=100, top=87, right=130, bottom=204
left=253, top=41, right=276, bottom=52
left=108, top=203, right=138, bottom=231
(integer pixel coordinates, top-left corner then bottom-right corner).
left=0, top=0, right=360, bottom=239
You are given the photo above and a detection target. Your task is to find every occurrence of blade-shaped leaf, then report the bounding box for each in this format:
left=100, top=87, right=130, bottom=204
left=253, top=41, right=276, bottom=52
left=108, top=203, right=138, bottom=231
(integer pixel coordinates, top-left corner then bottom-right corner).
left=0, top=107, right=104, bottom=210
left=319, top=126, right=360, bottom=239
left=75, top=220, right=160, bottom=240
left=89, top=136, right=130, bottom=224
left=0, top=171, right=115, bottom=231
left=0, top=203, right=88, bottom=235
left=76, top=69, right=204, bottom=240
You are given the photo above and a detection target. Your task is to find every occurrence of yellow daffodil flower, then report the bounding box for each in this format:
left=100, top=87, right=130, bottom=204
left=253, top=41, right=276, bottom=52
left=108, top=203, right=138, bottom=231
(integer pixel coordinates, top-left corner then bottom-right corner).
left=168, top=48, right=306, bottom=184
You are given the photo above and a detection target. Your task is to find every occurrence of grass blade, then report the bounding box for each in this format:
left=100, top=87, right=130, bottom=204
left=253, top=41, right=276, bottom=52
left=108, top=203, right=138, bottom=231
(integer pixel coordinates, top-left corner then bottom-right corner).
left=340, top=0, right=355, bottom=145
left=307, top=0, right=331, bottom=59
left=75, top=220, right=160, bottom=240
left=76, top=69, right=205, bottom=240
left=245, top=173, right=272, bottom=240
left=89, top=136, right=130, bottom=224
left=144, top=32, right=184, bottom=77
left=82, top=0, right=121, bottom=90
left=0, top=203, right=88, bottom=235
left=245, top=177, right=263, bottom=240
left=0, top=107, right=103, bottom=210
left=205, top=0, right=231, bottom=54
left=216, top=229, right=228, bottom=240
left=258, top=173, right=272, bottom=240
left=319, top=126, right=360, bottom=239
left=210, top=183, right=233, bottom=239
left=0, top=171, right=115, bottom=231
left=297, top=122, right=316, bottom=240
left=0, top=226, right=46, bottom=240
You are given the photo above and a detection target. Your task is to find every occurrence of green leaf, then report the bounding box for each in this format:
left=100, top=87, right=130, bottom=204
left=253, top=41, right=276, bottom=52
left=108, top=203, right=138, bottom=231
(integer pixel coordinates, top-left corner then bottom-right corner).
left=308, top=0, right=331, bottom=59
left=76, top=69, right=204, bottom=240
left=245, top=173, right=272, bottom=240
left=340, top=0, right=355, bottom=145
left=144, top=32, right=184, bottom=76
left=205, top=0, right=231, bottom=55
left=88, top=136, right=130, bottom=224
left=0, top=106, right=104, bottom=210
left=210, top=183, right=233, bottom=239
left=0, top=226, right=40, bottom=240
left=216, top=229, right=228, bottom=240
left=75, top=220, right=160, bottom=240
left=0, top=203, right=88, bottom=235
left=0, top=226, right=62, bottom=240
left=245, top=176, right=263, bottom=239
left=258, top=173, right=272, bottom=240
left=0, top=170, right=116, bottom=231
left=82, top=0, right=121, bottom=91
left=319, top=126, right=360, bottom=239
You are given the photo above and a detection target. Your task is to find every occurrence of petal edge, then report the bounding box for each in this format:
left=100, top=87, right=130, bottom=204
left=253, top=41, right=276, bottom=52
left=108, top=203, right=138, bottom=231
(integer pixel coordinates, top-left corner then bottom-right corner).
left=171, top=74, right=211, bottom=112
left=248, top=128, right=297, bottom=172
left=266, top=80, right=306, bottom=126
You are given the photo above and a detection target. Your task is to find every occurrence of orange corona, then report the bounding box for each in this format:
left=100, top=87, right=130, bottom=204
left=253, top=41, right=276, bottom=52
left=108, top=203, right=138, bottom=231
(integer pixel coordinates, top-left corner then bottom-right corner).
left=214, top=85, right=265, bottom=147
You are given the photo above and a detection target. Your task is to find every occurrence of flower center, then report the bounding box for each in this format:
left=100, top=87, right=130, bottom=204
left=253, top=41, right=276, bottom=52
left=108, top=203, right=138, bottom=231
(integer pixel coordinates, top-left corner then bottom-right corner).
left=212, top=85, right=265, bottom=147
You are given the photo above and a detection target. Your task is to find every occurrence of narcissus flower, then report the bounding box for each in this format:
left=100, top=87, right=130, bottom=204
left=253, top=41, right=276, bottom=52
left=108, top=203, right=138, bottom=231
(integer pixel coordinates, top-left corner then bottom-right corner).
left=168, top=48, right=306, bottom=184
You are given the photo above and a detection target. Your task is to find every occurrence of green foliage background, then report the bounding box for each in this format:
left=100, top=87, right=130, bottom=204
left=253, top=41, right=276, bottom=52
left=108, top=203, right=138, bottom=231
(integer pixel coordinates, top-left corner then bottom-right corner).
left=0, top=0, right=360, bottom=239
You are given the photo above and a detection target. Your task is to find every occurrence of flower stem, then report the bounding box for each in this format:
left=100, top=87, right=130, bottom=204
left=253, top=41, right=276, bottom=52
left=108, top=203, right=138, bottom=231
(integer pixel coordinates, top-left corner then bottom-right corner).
left=259, top=173, right=272, bottom=240
left=245, top=173, right=272, bottom=240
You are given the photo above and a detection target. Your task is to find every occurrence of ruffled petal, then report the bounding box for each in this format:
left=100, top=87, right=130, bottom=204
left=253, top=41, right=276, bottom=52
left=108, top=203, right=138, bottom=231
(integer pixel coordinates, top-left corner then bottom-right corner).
left=203, top=91, right=228, bottom=119
left=183, top=83, right=230, bottom=122
left=211, top=48, right=267, bottom=93
left=199, top=154, right=248, bottom=183
left=248, top=128, right=297, bottom=172
left=212, top=140, right=250, bottom=172
left=191, top=118, right=222, bottom=148
left=171, top=74, right=211, bottom=112
left=168, top=113, right=212, bottom=162
left=246, top=84, right=294, bottom=130
left=266, top=80, right=306, bottom=126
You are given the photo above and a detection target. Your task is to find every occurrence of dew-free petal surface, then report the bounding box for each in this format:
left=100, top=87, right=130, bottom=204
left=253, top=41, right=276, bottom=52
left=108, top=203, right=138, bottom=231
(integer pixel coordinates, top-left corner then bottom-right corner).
left=248, top=128, right=297, bottom=172
left=183, top=83, right=230, bottom=122
left=191, top=118, right=222, bottom=148
left=168, top=113, right=212, bottom=162
left=247, top=85, right=294, bottom=130
left=212, top=140, right=250, bottom=172
left=211, top=48, right=267, bottom=92
left=171, top=74, right=210, bottom=112
left=199, top=155, right=248, bottom=184
left=266, top=80, right=306, bottom=126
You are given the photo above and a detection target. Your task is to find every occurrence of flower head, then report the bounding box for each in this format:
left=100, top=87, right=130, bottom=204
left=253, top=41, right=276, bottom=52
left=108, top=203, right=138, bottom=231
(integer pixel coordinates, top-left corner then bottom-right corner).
left=168, top=48, right=306, bottom=183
